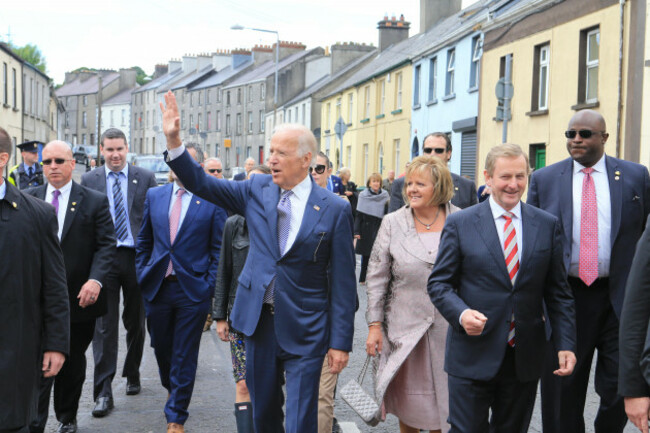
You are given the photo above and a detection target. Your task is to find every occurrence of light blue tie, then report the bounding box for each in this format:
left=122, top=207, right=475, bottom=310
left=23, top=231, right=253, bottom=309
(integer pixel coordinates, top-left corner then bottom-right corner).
left=110, top=172, right=128, bottom=242
left=263, top=190, right=293, bottom=305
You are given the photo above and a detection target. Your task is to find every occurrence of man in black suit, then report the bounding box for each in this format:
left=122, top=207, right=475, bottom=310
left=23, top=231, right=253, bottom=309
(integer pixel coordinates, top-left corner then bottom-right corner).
left=28, top=141, right=116, bottom=433
left=81, top=128, right=157, bottom=417
left=428, top=143, right=576, bottom=433
left=528, top=110, right=650, bottom=433
left=0, top=128, right=69, bottom=433
left=619, top=218, right=650, bottom=433
left=389, top=132, right=477, bottom=212
left=234, top=157, right=255, bottom=180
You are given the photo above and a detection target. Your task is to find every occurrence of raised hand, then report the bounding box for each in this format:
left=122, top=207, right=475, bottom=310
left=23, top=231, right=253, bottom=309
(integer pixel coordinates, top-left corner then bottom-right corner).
left=159, top=90, right=182, bottom=149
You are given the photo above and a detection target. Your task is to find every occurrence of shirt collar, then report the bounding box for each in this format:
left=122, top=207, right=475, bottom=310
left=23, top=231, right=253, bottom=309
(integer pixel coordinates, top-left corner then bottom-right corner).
left=172, top=181, right=192, bottom=198
left=46, top=180, right=73, bottom=198
left=24, top=162, right=36, bottom=170
left=573, top=153, right=606, bottom=174
left=0, top=179, right=6, bottom=200
left=105, top=163, right=129, bottom=179
left=284, top=173, right=312, bottom=202
left=489, top=195, right=522, bottom=220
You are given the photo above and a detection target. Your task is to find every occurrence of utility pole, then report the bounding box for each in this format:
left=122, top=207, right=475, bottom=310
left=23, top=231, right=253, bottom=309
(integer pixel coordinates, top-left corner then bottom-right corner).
left=96, top=73, right=102, bottom=165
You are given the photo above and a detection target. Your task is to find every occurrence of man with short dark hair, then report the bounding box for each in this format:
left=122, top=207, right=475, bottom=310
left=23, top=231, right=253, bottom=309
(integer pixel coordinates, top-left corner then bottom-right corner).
left=528, top=109, right=650, bottom=433
left=0, top=128, right=69, bottom=433
left=81, top=128, right=157, bottom=418
left=389, top=133, right=477, bottom=212
left=28, top=141, right=115, bottom=433
left=8, top=140, right=44, bottom=189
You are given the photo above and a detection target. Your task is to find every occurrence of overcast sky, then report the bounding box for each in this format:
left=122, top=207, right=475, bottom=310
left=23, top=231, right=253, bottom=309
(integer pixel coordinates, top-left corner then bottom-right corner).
left=2, top=1, right=477, bottom=85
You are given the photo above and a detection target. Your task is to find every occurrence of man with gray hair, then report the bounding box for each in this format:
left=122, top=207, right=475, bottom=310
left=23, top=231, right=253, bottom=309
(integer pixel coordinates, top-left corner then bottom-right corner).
left=161, top=91, right=356, bottom=433
left=428, top=143, right=576, bottom=433
left=205, top=157, right=224, bottom=179
left=234, top=157, right=256, bottom=181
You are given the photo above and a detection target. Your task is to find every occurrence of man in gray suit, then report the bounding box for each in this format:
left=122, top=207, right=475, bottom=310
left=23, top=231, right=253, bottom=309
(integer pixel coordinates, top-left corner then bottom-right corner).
left=80, top=128, right=157, bottom=418
left=389, top=133, right=477, bottom=212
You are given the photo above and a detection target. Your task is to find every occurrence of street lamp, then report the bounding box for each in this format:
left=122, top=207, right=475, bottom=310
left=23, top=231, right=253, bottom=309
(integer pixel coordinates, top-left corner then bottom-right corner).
left=231, top=24, right=279, bottom=124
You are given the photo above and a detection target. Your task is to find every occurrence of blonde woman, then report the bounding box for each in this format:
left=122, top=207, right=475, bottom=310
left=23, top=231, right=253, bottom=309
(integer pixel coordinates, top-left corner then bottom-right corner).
left=365, top=156, right=457, bottom=433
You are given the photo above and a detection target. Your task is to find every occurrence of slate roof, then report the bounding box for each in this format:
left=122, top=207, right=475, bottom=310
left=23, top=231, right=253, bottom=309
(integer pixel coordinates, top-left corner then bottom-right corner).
left=222, top=49, right=316, bottom=90
left=170, top=64, right=215, bottom=91
left=102, top=87, right=134, bottom=105
left=188, top=61, right=254, bottom=91
left=133, top=67, right=184, bottom=94
left=56, top=71, right=120, bottom=97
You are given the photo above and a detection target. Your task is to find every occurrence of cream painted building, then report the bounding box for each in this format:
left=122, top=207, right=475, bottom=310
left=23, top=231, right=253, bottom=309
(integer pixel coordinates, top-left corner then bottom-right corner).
left=0, top=43, right=24, bottom=168
left=478, top=0, right=644, bottom=178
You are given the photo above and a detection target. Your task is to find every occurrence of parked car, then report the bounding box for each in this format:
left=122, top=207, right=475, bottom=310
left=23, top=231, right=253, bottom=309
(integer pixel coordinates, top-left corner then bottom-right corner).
left=73, top=145, right=104, bottom=166
left=133, top=155, right=170, bottom=185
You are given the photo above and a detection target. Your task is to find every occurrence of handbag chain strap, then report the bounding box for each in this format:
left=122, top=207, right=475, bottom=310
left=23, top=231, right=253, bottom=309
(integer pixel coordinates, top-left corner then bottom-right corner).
left=357, top=354, right=372, bottom=384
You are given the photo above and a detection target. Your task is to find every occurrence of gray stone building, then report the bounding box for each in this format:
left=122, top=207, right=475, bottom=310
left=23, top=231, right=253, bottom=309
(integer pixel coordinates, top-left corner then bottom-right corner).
left=100, top=87, right=133, bottom=145
left=56, top=69, right=137, bottom=147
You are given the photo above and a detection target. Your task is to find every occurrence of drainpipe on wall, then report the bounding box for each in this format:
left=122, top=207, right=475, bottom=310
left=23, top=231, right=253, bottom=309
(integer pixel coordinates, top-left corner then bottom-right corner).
left=616, top=0, right=626, bottom=158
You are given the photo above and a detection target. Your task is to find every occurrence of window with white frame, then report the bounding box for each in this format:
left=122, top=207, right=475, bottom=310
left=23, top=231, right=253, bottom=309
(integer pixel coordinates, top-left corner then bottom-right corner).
left=396, top=73, right=402, bottom=109
left=348, top=93, right=354, bottom=123
left=363, top=143, right=369, bottom=181
left=364, top=86, right=370, bottom=118
left=470, top=36, right=481, bottom=88
left=379, top=80, right=385, bottom=115
left=394, top=139, right=400, bottom=173
left=248, top=111, right=253, bottom=133
left=585, top=28, right=599, bottom=103
left=428, top=58, right=437, bottom=102
left=446, top=49, right=455, bottom=96
left=538, top=44, right=550, bottom=110
left=336, top=97, right=342, bottom=121
left=413, top=66, right=421, bottom=106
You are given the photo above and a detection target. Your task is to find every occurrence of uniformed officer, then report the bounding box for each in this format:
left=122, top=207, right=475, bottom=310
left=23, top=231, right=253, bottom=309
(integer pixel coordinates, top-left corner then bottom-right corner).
left=8, top=140, right=44, bottom=189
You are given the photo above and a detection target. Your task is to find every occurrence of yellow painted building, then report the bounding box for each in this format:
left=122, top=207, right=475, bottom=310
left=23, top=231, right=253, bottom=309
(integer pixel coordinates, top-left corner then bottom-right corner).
left=0, top=44, right=24, bottom=167
left=321, top=63, right=413, bottom=185
left=478, top=0, right=641, bottom=177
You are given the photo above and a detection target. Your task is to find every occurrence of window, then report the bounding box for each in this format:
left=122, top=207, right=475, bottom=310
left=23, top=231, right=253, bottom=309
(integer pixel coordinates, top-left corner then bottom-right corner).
left=394, top=139, right=400, bottom=173
left=225, top=114, right=231, bottom=135
left=121, top=109, right=126, bottom=126
left=336, top=98, right=342, bottom=122
left=348, top=94, right=354, bottom=123
left=378, top=143, right=384, bottom=173
left=413, top=66, right=421, bottom=106
left=248, top=111, right=253, bottom=133
left=2, top=63, right=6, bottom=105
left=189, top=114, right=194, bottom=131
left=12, top=68, right=16, bottom=108
left=248, top=85, right=253, bottom=102
left=363, top=144, right=369, bottom=180
left=83, top=95, right=88, bottom=106
left=428, top=58, right=437, bottom=102
left=198, top=91, right=202, bottom=106
left=82, top=112, right=87, bottom=128
left=181, top=110, right=186, bottom=129
left=82, top=134, right=87, bottom=144
left=346, top=145, right=352, bottom=168
left=260, top=83, right=265, bottom=100
left=585, top=28, right=599, bottom=103
left=326, top=103, right=331, bottom=128
left=217, top=89, right=221, bottom=102
left=288, top=110, right=292, bottom=123
left=226, top=91, right=231, bottom=106
left=295, top=107, right=299, bottom=124
left=237, top=88, right=242, bottom=104
left=236, top=113, right=242, bottom=134
left=378, top=81, right=385, bottom=115
left=470, top=36, right=481, bottom=89
left=198, top=113, right=202, bottom=131
left=364, top=86, right=370, bottom=118
left=302, top=103, right=306, bottom=124
left=260, top=110, right=265, bottom=132
left=217, top=110, right=221, bottom=131
left=396, top=73, right=402, bottom=109
left=110, top=110, right=115, bottom=127
left=532, top=44, right=550, bottom=111
left=190, top=93, right=194, bottom=107
left=206, top=89, right=211, bottom=104
left=445, top=49, right=455, bottom=96
left=207, top=111, right=212, bottom=130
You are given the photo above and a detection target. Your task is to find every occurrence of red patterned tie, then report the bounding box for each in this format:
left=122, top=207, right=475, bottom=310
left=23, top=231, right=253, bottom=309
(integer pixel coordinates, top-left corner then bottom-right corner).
left=165, top=188, right=185, bottom=277
left=503, top=212, right=519, bottom=347
left=579, top=168, right=598, bottom=286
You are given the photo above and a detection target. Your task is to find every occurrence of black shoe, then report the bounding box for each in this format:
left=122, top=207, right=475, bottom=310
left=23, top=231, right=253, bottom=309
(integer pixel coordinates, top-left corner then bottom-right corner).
left=332, top=417, right=342, bottom=433
left=92, top=396, right=114, bottom=417
left=57, top=420, right=77, bottom=433
left=126, top=378, right=141, bottom=395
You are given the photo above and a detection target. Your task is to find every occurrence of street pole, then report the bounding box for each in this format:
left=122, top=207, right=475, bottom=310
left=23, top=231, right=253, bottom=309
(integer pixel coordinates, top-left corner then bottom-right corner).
left=502, top=54, right=512, bottom=144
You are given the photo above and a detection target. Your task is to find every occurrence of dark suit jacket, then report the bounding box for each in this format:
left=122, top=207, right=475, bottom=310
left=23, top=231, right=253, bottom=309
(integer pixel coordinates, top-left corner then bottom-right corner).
left=166, top=149, right=357, bottom=357
left=619, top=217, right=650, bottom=397
left=527, top=155, right=650, bottom=318
left=389, top=172, right=478, bottom=212
left=329, top=175, right=344, bottom=195
left=428, top=200, right=576, bottom=382
left=26, top=182, right=116, bottom=322
left=80, top=165, right=157, bottom=241
left=233, top=172, right=246, bottom=181
left=135, top=183, right=226, bottom=303
left=0, top=182, right=69, bottom=428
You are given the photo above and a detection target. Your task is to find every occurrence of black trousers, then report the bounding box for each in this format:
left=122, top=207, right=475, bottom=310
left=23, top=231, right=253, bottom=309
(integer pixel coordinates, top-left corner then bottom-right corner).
left=540, top=277, right=627, bottom=433
left=359, top=255, right=370, bottom=283
left=92, top=247, right=145, bottom=400
left=448, top=347, right=538, bottom=433
left=30, top=320, right=95, bottom=432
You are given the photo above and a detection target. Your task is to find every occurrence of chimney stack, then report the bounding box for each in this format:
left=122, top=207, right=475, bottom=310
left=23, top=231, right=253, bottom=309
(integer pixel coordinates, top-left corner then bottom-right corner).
left=377, top=14, right=410, bottom=52
left=420, top=0, right=462, bottom=33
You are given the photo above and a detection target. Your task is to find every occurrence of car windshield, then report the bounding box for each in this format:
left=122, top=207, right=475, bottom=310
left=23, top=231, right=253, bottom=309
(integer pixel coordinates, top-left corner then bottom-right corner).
left=136, top=158, right=168, bottom=173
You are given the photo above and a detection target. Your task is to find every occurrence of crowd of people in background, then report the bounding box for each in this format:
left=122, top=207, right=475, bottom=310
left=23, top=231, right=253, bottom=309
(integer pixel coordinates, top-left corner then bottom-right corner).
left=2, top=98, right=650, bottom=433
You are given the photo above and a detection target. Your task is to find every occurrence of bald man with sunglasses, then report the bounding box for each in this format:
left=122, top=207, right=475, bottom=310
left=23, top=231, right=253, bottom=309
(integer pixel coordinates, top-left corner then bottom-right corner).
left=528, top=109, right=650, bottom=433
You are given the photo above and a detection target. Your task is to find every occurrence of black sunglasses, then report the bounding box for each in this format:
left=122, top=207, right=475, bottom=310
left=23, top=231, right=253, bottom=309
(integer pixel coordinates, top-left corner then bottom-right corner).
left=564, top=129, right=606, bottom=139
left=42, top=158, right=72, bottom=165
left=423, top=147, right=446, bottom=154
left=309, top=164, right=327, bottom=174
left=208, top=168, right=223, bottom=174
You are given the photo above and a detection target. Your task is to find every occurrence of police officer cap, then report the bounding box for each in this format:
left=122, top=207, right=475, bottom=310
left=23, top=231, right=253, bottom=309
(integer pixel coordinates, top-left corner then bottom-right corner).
left=17, top=141, right=41, bottom=152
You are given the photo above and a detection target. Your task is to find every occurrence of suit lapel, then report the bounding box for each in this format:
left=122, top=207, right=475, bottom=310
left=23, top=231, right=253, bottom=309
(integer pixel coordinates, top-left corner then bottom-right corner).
left=606, top=156, right=622, bottom=248
left=475, top=201, right=511, bottom=283
left=127, top=167, right=138, bottom=215
left=287, top=184, right=327, bottom=255
left=32, top=185, right=47, bottom=201
left=263, top=181, right=280, bottom=257
left=399, top=206, right=441, bottom=266
left=61, top=182, right=83, bottom=241
left=97, top=167, right=107, bottom=193
left=518, top=203, right=539, bottom=281
left=558, top=158, right=573, bottom=247
left=175, top=191, right=200, bottom=243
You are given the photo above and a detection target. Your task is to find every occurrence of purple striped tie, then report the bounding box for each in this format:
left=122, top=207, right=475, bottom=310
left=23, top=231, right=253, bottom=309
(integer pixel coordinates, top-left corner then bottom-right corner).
left=52, top=190, right=61, bottom=214
left=263, top=190, right=293, bottom=304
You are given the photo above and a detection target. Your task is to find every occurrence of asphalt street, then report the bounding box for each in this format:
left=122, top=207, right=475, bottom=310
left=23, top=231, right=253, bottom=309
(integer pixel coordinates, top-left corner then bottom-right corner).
left=42, top=164, right=637, bottom=432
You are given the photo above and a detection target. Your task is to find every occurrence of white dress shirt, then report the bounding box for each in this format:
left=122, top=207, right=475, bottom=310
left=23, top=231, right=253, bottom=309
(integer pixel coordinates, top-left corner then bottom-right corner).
left=46, top=180, right=73, bottom=240
left=0, top=180, right=6, bottom=200
left=570, top=155, right=611, bottom=277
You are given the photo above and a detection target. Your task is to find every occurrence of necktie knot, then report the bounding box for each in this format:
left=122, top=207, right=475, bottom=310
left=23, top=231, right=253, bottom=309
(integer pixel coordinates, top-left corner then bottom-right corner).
left=582, top=167, right=594, bottom=175
left=177, top=188, right=185, bottom=198
left=52, top=190, right=61, bottom=199
left=28, top=167, right=33, bottom=177
left=503, top=211, right=514, bottom=222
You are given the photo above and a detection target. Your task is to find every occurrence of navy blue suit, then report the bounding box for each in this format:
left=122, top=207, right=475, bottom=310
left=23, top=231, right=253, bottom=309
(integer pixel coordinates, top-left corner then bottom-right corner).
left=166, top=149, right=357, bottom=433
left=528, top=155, right=650, bottom=433
left=135, top=182, right=226, bottom=424
left=328, top=174, right=344, bottom=195
left=428, top=200, right=576, bottom=432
